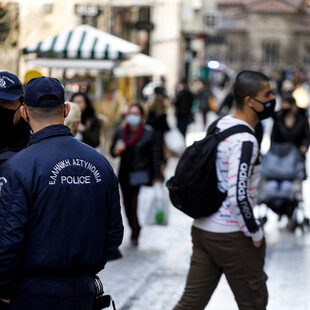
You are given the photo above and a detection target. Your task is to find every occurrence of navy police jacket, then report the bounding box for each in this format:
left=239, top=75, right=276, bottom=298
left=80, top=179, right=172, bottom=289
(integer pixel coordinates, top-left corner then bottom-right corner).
left=0, top=125, right=123, bottom=299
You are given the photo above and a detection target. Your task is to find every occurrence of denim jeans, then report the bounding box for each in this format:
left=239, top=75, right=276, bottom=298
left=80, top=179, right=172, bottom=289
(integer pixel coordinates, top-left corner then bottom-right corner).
left=10, top=275, right=96, bottom=310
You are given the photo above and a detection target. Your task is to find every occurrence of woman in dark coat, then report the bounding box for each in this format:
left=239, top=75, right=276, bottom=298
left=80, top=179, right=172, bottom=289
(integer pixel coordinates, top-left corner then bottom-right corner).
left=110, top=103, right=162, bottom=245
left=271, top=94, right=310, bottom=159
left=265, top=94, right=310, bottom=206
left=70, top=92, right=100, bottom=148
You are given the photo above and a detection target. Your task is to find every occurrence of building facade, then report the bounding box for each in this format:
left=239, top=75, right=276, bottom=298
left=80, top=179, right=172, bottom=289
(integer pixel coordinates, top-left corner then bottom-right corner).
left=1, top=0, right=182, bottom=96
left=2, top=0, right=310, bottom=96
left=212, top=0, right=310, bottom=72
left=0, top=2, right=20, bottom=73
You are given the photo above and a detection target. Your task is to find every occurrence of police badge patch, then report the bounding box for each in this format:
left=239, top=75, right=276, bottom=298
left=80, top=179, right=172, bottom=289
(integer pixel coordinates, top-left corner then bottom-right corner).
left=0, top=78, right=6, bottom=88
left=0, top=177, right=8, bottom=195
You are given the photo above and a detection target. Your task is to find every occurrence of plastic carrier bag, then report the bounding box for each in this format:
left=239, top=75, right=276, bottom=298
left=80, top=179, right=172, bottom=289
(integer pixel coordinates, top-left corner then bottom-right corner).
left=164, top=127, right=186, bottom=156
left=138, top=183, right=169, bottom=226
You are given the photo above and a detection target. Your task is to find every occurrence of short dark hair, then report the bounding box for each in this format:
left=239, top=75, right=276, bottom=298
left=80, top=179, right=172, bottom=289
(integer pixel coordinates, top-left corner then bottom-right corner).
left=233, top=70, right=270, bottom=108
left=27, top=104, right=64, bottom=120
left=282, top=94, right=296, bottom=106
left=130, top=103, right=144, bottom=116
left=70, top=92, right=95, bottom=125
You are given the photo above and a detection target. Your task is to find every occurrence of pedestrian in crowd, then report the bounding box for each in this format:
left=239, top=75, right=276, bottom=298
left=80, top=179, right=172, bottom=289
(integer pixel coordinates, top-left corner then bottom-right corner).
left=145, top=94, right=170, bottom=176
left=197, top=81, right=218, bottom=127
left=0, top=76, right=123, bottom=310
left=174, top=70, right=275, bottom=310
left=64, top=101, right=81, bottom=136
left=153, top=84, right=168, bottom=99
left=173, top=78, right=194, bottom=137
left=0, top=71, right=30, bottom=165
left=271, top=94, right=310, bottom=159
left=70, top=92, right=101, bottom=148
left=189, top=77, right=203, bottom=97
left=268, top=93, right=310, bottom=195
left=110, top=103, right=162, bottom=245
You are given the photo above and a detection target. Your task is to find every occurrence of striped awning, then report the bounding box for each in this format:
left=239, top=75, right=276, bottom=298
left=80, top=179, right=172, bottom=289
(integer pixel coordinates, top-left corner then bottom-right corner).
left=23, top=24, right=140, bottom=60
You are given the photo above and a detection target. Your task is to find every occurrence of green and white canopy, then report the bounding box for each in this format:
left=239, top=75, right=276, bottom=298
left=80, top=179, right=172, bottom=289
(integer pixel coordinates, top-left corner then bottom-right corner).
left=23, top=24, right=140, bottom=61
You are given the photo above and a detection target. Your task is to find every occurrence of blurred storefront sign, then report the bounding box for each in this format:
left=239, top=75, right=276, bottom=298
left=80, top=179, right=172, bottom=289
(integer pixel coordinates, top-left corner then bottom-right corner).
left=202, top=10, right=221, bottom=33
left=75, top=4, right=100, bottom=17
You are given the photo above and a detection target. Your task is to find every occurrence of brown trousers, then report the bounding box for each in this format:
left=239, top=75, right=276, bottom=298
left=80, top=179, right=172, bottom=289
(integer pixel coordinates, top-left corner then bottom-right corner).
left=174, top=226, right=268, bottom=310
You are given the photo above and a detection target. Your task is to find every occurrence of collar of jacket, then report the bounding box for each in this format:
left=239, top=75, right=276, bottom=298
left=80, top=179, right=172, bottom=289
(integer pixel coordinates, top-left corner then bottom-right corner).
left=29, top=124, right=73, bottom=146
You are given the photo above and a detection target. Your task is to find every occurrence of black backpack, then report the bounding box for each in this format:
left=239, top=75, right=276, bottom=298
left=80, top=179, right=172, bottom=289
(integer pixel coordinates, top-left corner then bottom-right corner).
left=166, top=119, right=255, bottom=218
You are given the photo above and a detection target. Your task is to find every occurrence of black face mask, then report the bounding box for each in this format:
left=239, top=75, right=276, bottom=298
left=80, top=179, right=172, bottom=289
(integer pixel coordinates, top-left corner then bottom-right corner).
left=0, top=105, right=30, bottom=149
left=251, top=97, right=276, bottom=120
left=282, top=107, right=291, bottom=115
left=0, top=105, right=20, bottom=131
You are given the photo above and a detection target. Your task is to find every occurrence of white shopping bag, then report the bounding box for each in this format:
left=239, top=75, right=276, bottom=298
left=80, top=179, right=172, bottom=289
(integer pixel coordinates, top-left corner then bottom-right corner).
left=164, top=127, right=186, bottom=156
left=138, top=183, right=169, bottom=226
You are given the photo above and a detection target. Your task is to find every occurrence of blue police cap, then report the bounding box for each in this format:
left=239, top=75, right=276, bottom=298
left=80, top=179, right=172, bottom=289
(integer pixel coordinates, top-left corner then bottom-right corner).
left=25, top=76, right=65, bottom=107
left=0, top=71, right=24, bottom=101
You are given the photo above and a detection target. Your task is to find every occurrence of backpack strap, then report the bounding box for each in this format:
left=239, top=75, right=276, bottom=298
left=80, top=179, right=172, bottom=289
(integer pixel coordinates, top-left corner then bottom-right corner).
left=215, top=124, right=255, bottom=142
left=207, top=117, right=224, bottom=135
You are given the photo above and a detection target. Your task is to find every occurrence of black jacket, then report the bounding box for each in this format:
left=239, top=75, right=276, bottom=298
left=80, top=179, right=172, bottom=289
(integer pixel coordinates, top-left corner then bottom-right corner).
left=0, top=125, right=123, bottom=299
left=271, top=111, right=310, bottom=150
left=81, top=114, right=101, bottom=148
left=110, top=125, right=162, bottom=183
left=174, top=88, right=194, bottom=118
left=146, top=112, right=170, bottom=165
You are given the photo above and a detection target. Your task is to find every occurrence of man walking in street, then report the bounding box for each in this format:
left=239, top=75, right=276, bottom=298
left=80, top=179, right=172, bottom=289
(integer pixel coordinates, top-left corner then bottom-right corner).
left=173, top=78, right=194, bottom=137
left=174, top=71, right=275, bottom=310
left=0, top=71, right=30, bottom=165
left=0, top=76, right=123, bottom=310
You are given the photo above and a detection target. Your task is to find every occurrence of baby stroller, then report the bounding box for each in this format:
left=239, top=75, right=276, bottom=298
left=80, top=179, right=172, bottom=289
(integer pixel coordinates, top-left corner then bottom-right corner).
left=257, top=142, right=310, bottom=232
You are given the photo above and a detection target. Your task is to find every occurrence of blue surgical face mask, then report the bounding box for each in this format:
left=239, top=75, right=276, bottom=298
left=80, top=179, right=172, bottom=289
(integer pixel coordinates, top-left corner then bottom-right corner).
left=126, top=114, right=141, bottom=126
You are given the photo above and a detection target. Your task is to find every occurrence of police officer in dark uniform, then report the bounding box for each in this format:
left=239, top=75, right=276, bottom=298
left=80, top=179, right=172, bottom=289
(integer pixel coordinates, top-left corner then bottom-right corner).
left=0, top=71, right=30, bottom=165
left=0, top=76, right=123, bottom=310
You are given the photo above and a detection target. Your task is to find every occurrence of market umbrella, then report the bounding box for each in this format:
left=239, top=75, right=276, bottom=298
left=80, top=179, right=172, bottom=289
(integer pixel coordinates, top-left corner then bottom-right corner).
left=23, top=24, right=141, bottom=99
left=113, top=53, right=167, bottom=77
left=23, top=24, right=140, bottom=61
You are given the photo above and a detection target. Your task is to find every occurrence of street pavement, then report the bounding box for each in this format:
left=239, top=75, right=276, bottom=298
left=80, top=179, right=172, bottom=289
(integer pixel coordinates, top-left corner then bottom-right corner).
left=100, top=112, right=310, bottom=310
